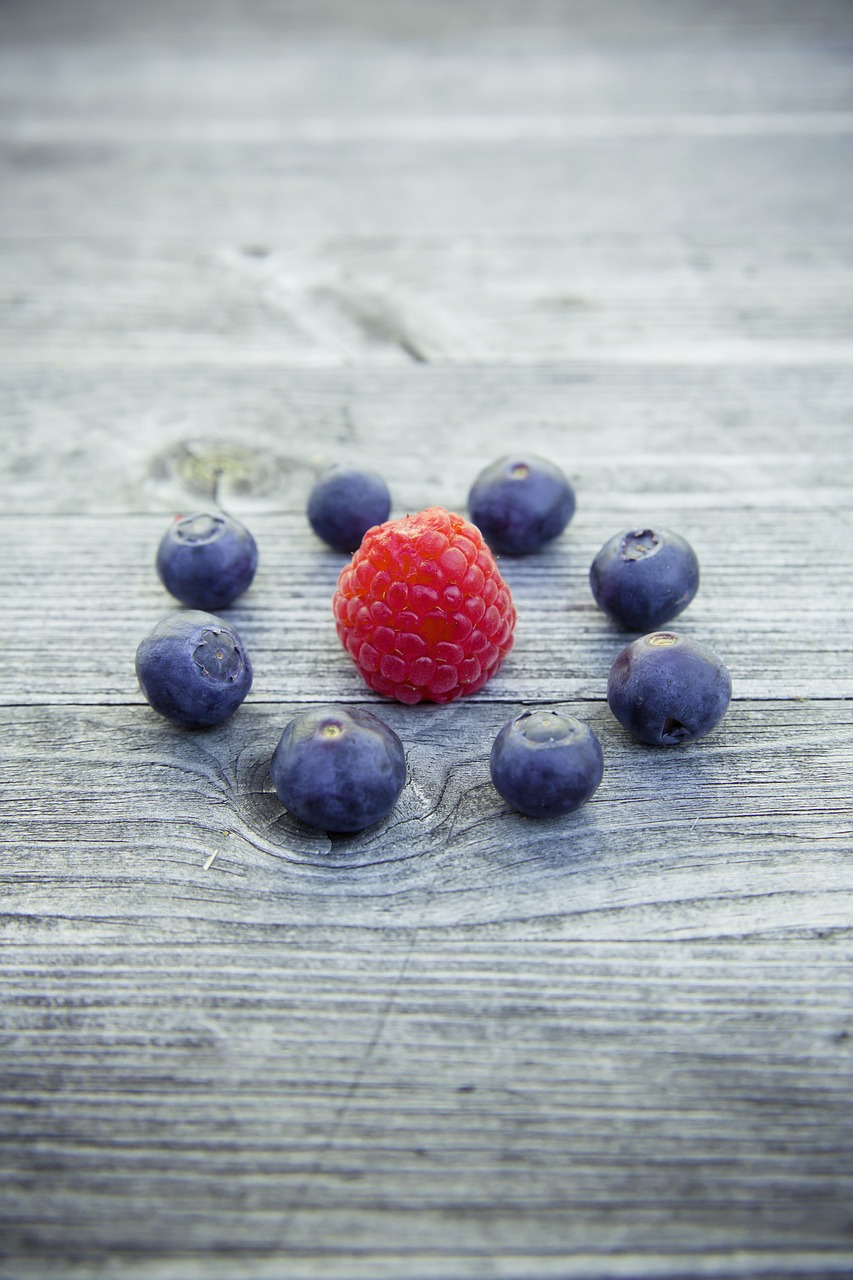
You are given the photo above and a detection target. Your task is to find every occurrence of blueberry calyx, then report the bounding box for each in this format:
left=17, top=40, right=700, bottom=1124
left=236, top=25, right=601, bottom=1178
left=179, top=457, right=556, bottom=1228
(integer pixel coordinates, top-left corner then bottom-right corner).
left=514, top=708, right=584, bottom=745
left=662, top=717, right=688, bottom=743
left=192, top=628, right=245, bottom=683
left=172, top=513, right=226, bottom=546
left=620, top=529, right=659, bottom=561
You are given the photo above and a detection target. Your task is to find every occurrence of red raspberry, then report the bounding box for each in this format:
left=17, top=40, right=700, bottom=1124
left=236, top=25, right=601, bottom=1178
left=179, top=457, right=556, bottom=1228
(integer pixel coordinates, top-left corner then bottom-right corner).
left=333, top=506, right=516, bottom=705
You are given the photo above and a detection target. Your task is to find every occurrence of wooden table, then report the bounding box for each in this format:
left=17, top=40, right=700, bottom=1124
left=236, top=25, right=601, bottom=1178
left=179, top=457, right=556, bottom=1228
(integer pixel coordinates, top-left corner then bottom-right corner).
left=3, top=2, right=852, bottom=1276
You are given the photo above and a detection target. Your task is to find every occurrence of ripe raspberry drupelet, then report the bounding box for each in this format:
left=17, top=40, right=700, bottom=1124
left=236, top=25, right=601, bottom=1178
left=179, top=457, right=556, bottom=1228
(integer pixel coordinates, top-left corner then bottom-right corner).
left=333, top=506, right=516, bottom=704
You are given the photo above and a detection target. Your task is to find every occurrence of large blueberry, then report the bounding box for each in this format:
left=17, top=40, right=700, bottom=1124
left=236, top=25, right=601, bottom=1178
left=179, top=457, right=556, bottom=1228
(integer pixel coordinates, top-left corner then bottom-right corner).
left=590, top=527, right=699, bottom=631
left=271, top=705, right=406, bottom=832
left=468, top=454, right=575, bottom=556
left=307, top=465, right=392, bottom=553
left=607, top=632, right=731, bottom=746
left=136, top=611, right=253, bottom=728
left=156, top=512, right=258, bottom=610
left=490, top=708, right=604, bottom=818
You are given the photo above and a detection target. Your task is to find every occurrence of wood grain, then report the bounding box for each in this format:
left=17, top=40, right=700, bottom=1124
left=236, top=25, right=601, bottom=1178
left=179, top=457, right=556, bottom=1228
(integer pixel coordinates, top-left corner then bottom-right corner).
left=2, top=364, right=852, bottom=515
left=4, top=507, right=853, bottom=706
left=2, top=0, right=852, bottom=1277
left=4, top=699, right=853, bottom=931
left=4, top=134, right=852, bottom=243
left=3, top=238, right=853, bottom=368
left=2, top=930, right=851, bottom=1274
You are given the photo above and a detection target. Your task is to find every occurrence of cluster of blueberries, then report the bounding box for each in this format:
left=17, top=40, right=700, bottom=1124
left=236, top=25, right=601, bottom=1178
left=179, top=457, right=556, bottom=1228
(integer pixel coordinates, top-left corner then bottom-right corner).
left=135, top=455, right=731, bottom=834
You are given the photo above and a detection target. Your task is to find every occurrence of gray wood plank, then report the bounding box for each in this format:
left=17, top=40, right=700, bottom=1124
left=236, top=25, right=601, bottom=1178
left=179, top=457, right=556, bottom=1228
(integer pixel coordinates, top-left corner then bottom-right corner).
left=4, top=133, right=852, bottom=241
left=2, top=917, right=852, bottom=1274
left=4, top=505, right=853, bottom=705
left=3, top=700, right=852, bottom=934
left=3, top=236, right=853, bottom=368
left=2, top=0, right=852, bottom=117
left=2, top=0, right=852, bottom=1276
left=2, top=364, right=851, bottom=516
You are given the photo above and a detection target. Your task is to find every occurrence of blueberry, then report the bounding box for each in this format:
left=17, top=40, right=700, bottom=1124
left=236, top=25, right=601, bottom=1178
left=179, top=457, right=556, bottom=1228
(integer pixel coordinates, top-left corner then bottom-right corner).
left=607, top=632, right=731, bottom=746
left=307, top=465, right=392, bottom=553
left=156, top=512, right=258, bottom=610
left=590, top=527, right=699, bottom=631
left=490, top=708, right=604, bottom=818
left=468, top=454, right=575, bottom=556
left=136, top=611, right=253, bottom=728
left=270, top=705, right=406, bottom=832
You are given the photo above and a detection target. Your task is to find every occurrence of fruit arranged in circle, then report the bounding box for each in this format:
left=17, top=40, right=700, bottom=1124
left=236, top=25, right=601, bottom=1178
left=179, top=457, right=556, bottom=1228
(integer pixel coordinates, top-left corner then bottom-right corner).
left=607, top=632, right=731, bottom=746
left=590, top=526, right=699, bottom=631
left=467, top=453, right=575, bottom=555
left=490, top=708, right=604, bottom=818
left=156, top=512, right=258, bottom=610
left=136, top=611, right=253, bottom=728
left=270, top=704, right=406, bottom=832
left=307, top=464, right=392, bottom=553
left=333, top=506, right=516, bottom=704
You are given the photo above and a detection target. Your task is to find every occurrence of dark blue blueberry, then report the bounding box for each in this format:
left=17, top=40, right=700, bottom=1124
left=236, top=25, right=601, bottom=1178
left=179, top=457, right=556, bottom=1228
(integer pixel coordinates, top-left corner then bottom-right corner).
left=136, top=611, right=253, bottom=729
left=156, top=512, right=258, bottom=610
left=590, top=527, right=699, bottom=631
left=468, top=454, right=575, bottom=556
left=490, top=708, right=604, bottom=818
left=271, top=705, right=406, bottom=833
left=607, top=632, right=731, bottom=746
left=307, top=465, right=392, bottom=553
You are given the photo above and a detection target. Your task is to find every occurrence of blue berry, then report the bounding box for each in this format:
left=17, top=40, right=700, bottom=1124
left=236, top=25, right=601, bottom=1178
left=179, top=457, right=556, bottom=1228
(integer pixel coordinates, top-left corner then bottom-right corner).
left=136, top=611, right=253, bottom=728
left=590, top=527, right=699, bottom=631
left=468, top=454, right=575, bottom=556
left=607, top=632, right=731, bottom=746
left=307, top=465, right=392, bottom=553
left=490, top=708, right=604, bottom=818
left=156, top=512, right=258, bottom=610
left=271, top=705, right=406, bottom=832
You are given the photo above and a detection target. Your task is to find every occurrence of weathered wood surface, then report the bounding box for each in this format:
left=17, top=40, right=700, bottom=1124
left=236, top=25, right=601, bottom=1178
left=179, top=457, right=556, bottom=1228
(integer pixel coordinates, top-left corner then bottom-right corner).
left=5, top=507, right=853, bottom=705
left=2, top=1, right=853, bottom=1277
left=5, top=698, right=853, bottom=931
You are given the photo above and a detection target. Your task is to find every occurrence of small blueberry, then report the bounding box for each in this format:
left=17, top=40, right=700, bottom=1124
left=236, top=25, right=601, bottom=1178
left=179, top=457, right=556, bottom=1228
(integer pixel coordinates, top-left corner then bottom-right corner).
left=156, top=512, right=258, bottom=610
left=490, top=708, right=604, bottom=818
left=307, top=465, right=392, bottom=553
left=468, top=454, right=575, bottom=556
left=136, top=611, right=253, bottom=729
left=271, top=704, right=406, bottom=832
left=590, top=527, right=699, bottom=631
left=607, top=631, right=731, bottom=746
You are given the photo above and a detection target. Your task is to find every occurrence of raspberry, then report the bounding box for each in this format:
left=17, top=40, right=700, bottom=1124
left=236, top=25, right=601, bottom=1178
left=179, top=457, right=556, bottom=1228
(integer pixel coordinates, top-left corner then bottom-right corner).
left=333, top=506, right=517, bottom=705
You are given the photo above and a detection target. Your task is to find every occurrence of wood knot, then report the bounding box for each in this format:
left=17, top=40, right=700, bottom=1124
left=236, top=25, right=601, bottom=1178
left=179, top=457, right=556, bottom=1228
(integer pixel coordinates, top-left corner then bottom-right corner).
left=150, top=438, right=282, bottom=499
